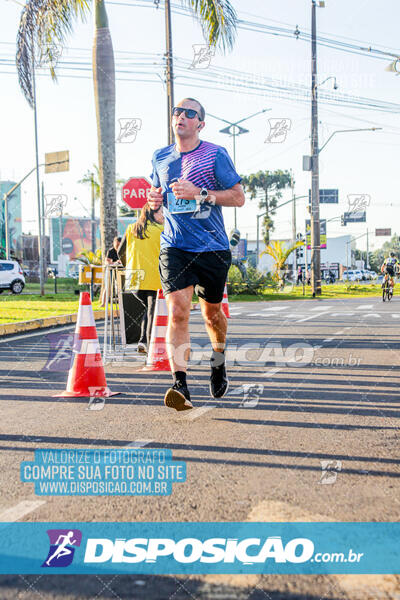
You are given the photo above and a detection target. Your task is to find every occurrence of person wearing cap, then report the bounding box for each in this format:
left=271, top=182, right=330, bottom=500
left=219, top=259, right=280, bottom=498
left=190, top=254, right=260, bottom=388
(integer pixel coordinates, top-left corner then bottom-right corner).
left=147, top=97, right=245, bottom=411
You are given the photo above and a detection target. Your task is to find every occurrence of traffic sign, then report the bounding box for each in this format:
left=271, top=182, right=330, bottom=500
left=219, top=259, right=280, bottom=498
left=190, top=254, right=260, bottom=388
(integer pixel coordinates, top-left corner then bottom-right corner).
left=122, top=177, right=151, bottom=209
left=344, top=211, right=366, bottom=223
left=308, top=189, right=338, bottom=204
left=376, top=228, right=391, bottom=236
left=45, top=150, right=69, bottom=173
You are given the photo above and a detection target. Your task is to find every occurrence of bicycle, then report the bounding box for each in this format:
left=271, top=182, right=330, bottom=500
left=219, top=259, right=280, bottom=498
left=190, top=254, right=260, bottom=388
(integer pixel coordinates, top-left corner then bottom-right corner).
left=382, top=274, right=393, bottom=302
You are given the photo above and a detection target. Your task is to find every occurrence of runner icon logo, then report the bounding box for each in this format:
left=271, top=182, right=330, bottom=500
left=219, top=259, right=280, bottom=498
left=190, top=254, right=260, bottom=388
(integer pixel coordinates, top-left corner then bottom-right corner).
left=42, top=529, right=82, bottom=568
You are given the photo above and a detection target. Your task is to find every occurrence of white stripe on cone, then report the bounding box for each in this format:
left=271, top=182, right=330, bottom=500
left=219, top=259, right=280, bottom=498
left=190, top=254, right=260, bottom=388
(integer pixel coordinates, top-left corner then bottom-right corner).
left=77, top=305, right=96, bottom=328
left=78, top=339, right=101, bottom=355
left=146, top=290, right=169, bottom=368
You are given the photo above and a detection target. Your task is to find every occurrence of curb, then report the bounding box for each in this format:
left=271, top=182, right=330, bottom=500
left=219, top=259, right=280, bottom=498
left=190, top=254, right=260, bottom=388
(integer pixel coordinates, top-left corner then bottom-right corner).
left=0, top=310, right=104, bottom=337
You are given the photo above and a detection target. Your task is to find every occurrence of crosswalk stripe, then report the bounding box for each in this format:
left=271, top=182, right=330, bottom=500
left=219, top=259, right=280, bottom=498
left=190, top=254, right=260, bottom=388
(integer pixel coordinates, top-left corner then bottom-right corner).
left=296, top=312, right=325, bottom=323
left=310, top=305, right=333, bottom=311
left=357, top=304, right=373, bottom=309
left=261, top=306, right=287, bottom=312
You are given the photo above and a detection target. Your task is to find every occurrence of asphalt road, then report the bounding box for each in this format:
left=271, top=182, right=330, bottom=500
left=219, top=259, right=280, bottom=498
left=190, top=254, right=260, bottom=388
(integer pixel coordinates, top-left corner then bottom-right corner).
left=0, top=296, right=399, bottom=599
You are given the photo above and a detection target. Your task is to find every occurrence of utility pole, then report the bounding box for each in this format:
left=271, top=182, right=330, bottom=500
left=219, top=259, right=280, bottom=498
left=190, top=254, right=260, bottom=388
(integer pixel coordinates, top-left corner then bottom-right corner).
left=366, top=229, right=369, bottom=268
left=291, top=171, right=297, bottom=280
left=32, top=34, right=44, bottom=295
left=310, top=0, right=321, bottom=296
left=40, top=182, right=45, bottom=295
left=91, top=173, right=96, bottom=253
left=165, top=0, right=174, bottom=145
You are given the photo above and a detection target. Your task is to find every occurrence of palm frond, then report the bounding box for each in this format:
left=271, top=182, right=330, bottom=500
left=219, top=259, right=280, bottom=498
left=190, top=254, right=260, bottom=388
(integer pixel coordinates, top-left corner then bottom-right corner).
left=183, top=0, right=237, bottom=51
left=16, top=0, right=90, bottom=107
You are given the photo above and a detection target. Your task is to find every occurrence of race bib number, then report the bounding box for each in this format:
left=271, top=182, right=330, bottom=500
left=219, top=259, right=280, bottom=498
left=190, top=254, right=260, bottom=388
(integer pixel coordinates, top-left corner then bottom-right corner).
left=167, top=192, right=197, bottom=214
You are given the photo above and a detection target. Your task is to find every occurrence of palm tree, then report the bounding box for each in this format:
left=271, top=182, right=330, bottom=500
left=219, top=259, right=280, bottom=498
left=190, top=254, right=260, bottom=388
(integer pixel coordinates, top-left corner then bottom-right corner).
left=16, top=0, right=237, bottom=256
left=78, top=164, right=125, bottom=202
left=241, top=170, right=292, bottom=245
left=261, top=240, right=304, bottom=282
left=75, top=248, right=102, bottom=265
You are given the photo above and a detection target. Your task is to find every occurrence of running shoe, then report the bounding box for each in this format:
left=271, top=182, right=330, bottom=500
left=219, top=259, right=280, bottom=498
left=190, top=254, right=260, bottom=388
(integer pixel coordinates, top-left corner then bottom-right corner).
left=137, top=342, right=147, bottom=354
left=210, top=363, right=229, bottom=398
left=164, top=382, right=193, bottom=411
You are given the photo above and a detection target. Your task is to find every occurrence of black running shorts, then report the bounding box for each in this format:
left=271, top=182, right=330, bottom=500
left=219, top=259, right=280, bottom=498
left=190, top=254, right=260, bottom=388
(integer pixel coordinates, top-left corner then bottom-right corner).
left=159, top=247, right=232, bottom=304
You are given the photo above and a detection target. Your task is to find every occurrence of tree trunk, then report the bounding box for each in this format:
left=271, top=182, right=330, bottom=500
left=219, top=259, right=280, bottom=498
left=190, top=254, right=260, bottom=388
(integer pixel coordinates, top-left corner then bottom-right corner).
left=93, top=0, right=117, bottom=260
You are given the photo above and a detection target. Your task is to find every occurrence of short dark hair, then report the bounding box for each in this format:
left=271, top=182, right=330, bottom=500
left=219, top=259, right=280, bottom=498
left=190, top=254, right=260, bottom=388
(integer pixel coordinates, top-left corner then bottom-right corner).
left=114, top=236, right=121, bottom=242
left=184, top=97, right=205, bottom=121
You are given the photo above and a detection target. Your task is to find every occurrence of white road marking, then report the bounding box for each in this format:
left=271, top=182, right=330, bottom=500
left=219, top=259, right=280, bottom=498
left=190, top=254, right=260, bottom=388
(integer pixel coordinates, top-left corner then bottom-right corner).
left=0, top=500, right=46, bottom=522
left=182, top=404, right=217, bottom=421
left=357, top=304, right=374, bottom=310
left=323, top=338, right=334, bottom=343
left=362, top=313, right=381, bottom=318
left=393, top=314, right=400, bottom=318
left=330, top=312, right=355, bottom=317
left=296, top=312, right=325, bottom=323
left=125, top=440, right=154, bottom=448
left=334, top=330, right=345, bottom=335
left=0, top=323, right=76, bottom=344
left=182, top=405, right=216, bottom=421
left=310, top=305, right=332, bottom=311
left=262, top=368, right=281, bottom=378
left=261, top=306, right=287, bottom=312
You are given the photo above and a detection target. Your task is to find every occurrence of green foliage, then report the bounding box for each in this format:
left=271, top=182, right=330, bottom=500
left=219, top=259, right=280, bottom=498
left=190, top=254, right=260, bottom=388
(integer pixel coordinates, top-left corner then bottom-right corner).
left=369, top=233, right=400, bottom=272
left=227, top=264, right=271, bottom=295
left=75, top=249, right=102, bottom=265
left=241, top=170, right=292, bottom=244
left=261, top=239, right=303, bottom=281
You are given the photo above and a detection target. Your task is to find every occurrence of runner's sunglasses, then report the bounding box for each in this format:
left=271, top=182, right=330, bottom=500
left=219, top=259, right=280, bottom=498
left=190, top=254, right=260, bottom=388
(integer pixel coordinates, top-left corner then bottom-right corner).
left=172, top=107, right=202, bottom=120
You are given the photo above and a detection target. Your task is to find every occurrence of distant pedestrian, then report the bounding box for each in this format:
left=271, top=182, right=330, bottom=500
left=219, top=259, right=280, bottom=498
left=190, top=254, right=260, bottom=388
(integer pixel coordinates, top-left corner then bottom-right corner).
left=124, top=202, right=164, bottom=353
left=101, top=237, right=122, bottom=307
left=297, top=266, right=303, bottom=285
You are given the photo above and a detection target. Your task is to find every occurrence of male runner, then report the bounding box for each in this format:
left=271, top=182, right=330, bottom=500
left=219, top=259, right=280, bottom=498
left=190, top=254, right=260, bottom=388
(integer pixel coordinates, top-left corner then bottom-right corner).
left=148, top=98, right=245, bottom=411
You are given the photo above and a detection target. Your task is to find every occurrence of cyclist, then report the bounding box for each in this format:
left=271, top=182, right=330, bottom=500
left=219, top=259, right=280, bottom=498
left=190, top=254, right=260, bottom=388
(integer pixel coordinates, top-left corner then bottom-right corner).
left=381, top=252, right=399, bottom=289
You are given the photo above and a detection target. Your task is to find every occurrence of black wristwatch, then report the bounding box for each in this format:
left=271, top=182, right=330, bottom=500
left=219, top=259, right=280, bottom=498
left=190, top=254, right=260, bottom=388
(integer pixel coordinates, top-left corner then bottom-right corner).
left=200, top=187, right=209, bottom=202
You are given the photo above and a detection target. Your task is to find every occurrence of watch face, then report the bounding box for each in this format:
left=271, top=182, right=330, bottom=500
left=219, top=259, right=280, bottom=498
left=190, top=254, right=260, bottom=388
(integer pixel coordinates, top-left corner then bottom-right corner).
left=201, top=188, right=208, bottom=197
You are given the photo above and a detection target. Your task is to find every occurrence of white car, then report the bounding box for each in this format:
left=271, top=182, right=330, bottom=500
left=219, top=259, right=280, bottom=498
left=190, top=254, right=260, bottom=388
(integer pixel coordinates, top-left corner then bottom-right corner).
left=0, top=260, right=25, bottom=294
left=343, top=270, right=356, bottom=281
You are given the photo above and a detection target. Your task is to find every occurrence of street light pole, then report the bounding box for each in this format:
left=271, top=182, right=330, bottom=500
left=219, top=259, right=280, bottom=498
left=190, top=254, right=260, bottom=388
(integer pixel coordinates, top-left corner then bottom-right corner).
left=165, top=0, right=174, bottom=145
left=291, top=171, right=296, bottom=280
left=208, top=109, right=271, bottom=229
left=311, top=0, right=321, bottom=297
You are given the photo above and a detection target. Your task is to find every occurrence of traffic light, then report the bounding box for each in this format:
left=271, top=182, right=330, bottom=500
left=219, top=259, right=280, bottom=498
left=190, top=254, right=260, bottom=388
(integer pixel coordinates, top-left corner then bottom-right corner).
left=296, top=247, right=304, bottom=259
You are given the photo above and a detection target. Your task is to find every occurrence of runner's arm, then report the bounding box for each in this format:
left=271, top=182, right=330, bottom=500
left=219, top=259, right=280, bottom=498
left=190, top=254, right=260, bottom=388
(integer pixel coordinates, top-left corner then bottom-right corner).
left=171, top=180, right=245, bottom=207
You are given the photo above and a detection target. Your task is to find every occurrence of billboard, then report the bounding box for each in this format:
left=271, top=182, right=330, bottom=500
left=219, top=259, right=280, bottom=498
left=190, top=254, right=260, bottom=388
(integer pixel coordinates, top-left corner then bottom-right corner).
left=0, top=181, right=22, bottom=258
left=306, top=219, right=327, bottom=250
left=50, top=216, right=136, bottom=262
left=231, top=238, right=247, bottom=260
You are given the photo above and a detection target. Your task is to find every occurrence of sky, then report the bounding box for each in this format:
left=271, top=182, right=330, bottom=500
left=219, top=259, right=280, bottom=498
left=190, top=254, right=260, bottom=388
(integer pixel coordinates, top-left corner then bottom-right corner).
left=1, top=0, right=399, bottom=252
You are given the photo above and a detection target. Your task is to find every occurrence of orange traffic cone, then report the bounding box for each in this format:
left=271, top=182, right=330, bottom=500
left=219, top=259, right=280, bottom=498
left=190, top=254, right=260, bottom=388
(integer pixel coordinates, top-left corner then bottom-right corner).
left=54, top=292, right=118, bottom=397
left=142, top=289, right=171, bottom=372
left=221, top=283, right=231, bottom=318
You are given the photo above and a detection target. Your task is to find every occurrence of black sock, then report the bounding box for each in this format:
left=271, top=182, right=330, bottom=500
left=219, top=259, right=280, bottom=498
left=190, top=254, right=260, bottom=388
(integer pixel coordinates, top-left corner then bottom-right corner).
left=173, top=371, right=187, bottom=386
left=211, top=349, right=225, bottom=368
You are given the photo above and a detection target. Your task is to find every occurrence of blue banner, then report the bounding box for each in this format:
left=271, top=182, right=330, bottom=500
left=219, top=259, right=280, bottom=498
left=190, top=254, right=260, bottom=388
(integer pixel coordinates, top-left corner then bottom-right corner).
left=0, top=523, right=398, bottom=574
left=20, top=449, right=186, bottom=496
